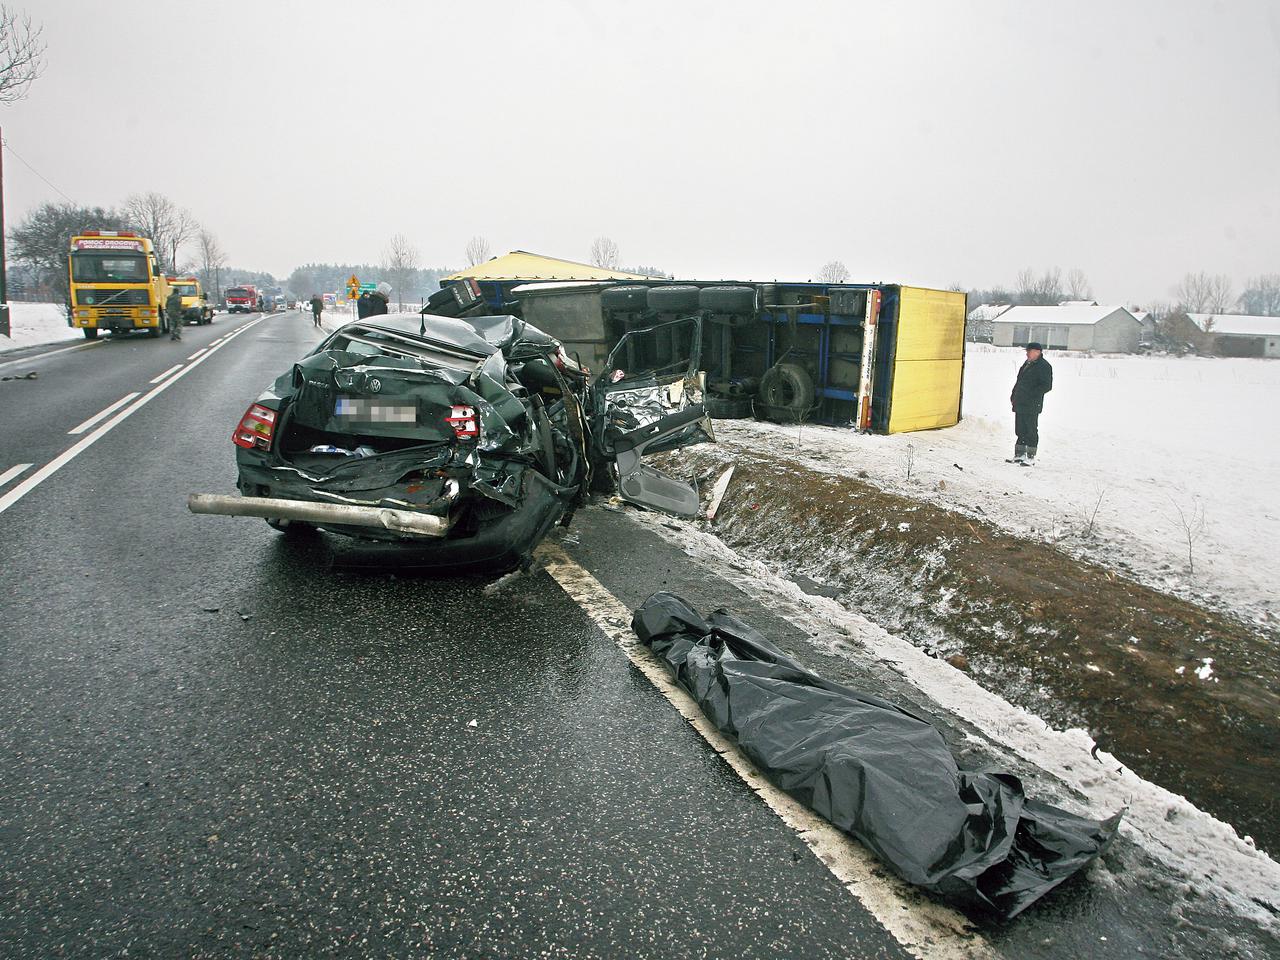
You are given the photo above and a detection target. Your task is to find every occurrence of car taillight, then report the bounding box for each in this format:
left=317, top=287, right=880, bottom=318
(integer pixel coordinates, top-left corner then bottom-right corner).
left=233, top=403, right=276, bottom=450
left=446, top=405, right=479, bottom=439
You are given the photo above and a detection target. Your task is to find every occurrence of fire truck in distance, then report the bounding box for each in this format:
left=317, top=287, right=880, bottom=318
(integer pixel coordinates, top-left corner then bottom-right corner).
left=225, top=285, right=262, bottom=313
left=67, top=231, right=169, bottom=339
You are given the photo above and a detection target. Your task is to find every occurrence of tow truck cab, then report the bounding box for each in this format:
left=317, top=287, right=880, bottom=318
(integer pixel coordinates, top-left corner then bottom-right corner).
left=166, top=276, right=214, bottom=325
left=67, top=231, right=168, bottom=339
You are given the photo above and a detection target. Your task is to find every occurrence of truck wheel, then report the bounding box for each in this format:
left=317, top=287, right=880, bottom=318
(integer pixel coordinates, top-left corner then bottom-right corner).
left=148, top=320, right=162, bottom=338
left=699, top=285, right=758, bottom=315
left=600, top=284, right=651, bottom=314
left=647, top=284, right=701, bottom=314
left=82, top=328, right=99, bottom=340
left=758, top=363, right=815, bottom=421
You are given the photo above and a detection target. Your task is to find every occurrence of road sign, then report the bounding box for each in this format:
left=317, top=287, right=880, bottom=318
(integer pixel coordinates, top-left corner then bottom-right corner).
left=359, top=282, right=377, bottom=293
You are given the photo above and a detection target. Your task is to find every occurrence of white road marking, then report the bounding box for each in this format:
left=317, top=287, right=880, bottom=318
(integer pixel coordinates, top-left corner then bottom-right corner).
left=0, top=340, right=102, bottom=371
left=534, top=542, right=996, bottom=960
left=149, top=364, right=184, bottom=384
left=0, top=316, right=266, bottom=516
left=0, top=463, right=33, bottom=489
left=67, top=392, right=141, bottom=435
left=186, top=348, right=207, bottom=360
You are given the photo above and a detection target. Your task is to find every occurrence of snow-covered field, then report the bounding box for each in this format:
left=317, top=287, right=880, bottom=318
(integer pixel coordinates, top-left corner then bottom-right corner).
left=715, top=346, right=1280, bottom=628
left=0, top=303, right=80, bottom=352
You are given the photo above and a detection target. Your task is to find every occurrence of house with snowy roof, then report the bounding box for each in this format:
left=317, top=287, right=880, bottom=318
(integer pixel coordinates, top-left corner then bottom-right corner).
left=1188, top=313, right=1280, bottom=358
left=991, top=304, right=1142, bottom=353
left=964, top=303, right=1010, bottom=342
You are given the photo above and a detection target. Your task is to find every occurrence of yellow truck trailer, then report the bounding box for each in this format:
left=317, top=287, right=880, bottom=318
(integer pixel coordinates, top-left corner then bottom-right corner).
left=67, top=231, right=169, bottom=339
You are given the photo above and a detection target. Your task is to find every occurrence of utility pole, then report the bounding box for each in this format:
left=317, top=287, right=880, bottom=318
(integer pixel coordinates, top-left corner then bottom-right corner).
left=0, top=124, right=9, bottom=338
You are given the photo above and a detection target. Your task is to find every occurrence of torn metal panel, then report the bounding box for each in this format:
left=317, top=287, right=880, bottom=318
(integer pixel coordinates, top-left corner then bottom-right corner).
left=631, top=592, right=1122, bottom=920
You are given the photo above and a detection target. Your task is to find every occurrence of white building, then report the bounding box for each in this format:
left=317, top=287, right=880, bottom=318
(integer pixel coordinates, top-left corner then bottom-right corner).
left=965, top=303, right=1010, bottom=342
left=992, top=304, right=1143, bottom=353
left=1188, top=313, right=1280, bottom=358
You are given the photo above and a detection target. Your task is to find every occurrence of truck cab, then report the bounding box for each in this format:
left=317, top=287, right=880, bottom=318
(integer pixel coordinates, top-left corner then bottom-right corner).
left=68, top=231, right=167, bottom=339
left=166, top=276, right=214, bottom=326
left=225, top=285, right=259, bottom=314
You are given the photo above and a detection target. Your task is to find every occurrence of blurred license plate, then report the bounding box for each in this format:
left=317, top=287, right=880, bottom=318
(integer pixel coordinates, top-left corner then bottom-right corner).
left=334, top=397, right=417, bottom=423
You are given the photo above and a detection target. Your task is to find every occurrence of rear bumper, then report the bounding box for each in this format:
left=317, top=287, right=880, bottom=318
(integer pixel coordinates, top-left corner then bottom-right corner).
left=188, top=493, right=451, bottom=537
left=231, top=461, right=574, bottom=572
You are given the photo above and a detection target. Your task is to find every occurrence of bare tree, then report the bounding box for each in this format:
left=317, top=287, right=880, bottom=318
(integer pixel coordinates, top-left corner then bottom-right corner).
left=0, top=5, right=45, bottom=103
left=196, top=228, right=227, bottom=299
left=1168, top=496, right=1206, bottom=574
left=464, top=235, right=491, bottom=267
left=1065, top=267, right=1092, bottom=301
left=1173, top=271, right=1233, bottom=315
left=123, top=192, right=196, bottom=272
left=589, top=236, right=620, bottom=271
left=382, top=233, right=420, bottom=310
left=816, top=260, right=850, bottom=284
left=1077, top=483, right=1108, bottom=538
left=1238, top=274, right=1280, bottom=316
left=1015, top=266, right=1064, bottom=305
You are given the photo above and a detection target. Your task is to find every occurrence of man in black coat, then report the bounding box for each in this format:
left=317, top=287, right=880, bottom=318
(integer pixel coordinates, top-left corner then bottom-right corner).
left=1009, top=342, right=1053, bottom=465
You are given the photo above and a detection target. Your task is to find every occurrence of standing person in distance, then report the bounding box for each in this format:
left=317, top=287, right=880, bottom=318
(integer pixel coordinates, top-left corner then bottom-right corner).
left=310, top=293, right=324, bottom=329
left=1008, top=342, right=1053, bottom=465
left=165, top=285, right=185, bottom=341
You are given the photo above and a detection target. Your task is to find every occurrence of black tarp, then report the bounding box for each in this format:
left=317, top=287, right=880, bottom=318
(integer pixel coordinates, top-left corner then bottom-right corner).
left=631, top=593, right=1122, bottom=920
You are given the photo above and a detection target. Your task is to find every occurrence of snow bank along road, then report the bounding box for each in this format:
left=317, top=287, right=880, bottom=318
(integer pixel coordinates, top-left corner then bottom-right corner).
left=0, top=311, right=1275, bottom=957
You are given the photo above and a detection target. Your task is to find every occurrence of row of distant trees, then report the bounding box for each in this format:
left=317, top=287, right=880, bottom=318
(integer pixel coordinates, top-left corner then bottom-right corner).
left=8, top=196, right=231, bottom=313
left=963, top=266, right=1280, bottom=318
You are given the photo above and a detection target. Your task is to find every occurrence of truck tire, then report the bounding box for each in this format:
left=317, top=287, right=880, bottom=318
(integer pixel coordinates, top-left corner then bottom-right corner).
left=82, top=328, right=99, bottom=340
left=704, top=394, right=754, bottom=419
left=758, top=362, right=815, bottom=421
left=600, top=284, right=651, bottom=314
left=148, top=320, right=162, bottom=338
left=647, top=284, right=701, bottom=314
left=699, top=285, right=757, bottom=315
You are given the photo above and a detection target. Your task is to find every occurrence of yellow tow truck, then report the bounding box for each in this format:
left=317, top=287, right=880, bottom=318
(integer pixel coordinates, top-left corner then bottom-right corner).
left=166, top=275, right=215, bottom=326
left=67, top=231, right=169, bottom=339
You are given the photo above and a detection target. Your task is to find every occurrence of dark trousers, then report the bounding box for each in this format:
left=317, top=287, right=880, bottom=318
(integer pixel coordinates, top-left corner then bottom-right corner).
left=312, top=310, right=322, bottom=327
left=1014, top=406, right=1040, bottom=456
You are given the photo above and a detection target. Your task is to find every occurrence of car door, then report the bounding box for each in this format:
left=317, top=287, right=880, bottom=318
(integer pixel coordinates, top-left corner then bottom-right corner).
left=594, top=316, right=714, bottom=517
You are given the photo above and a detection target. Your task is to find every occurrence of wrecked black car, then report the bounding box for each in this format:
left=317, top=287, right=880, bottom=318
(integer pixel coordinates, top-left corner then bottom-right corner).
left=189, top=312, right=713, bottom=571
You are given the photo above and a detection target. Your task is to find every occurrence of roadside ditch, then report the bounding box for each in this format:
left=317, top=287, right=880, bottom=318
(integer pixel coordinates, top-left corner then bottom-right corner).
left=656, top=444, right=1279, bottom=856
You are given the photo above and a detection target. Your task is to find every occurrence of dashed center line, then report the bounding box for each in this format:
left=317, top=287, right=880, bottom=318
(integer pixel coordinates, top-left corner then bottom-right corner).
left=149, top=364, right=184, bottom=385
left=0, top=463, right=33, bottom=489
left=67, top=392, right=142, bottom=435
left=186, top=348, right=207, bottom=361
left=0, top=316, right=265, bottom=516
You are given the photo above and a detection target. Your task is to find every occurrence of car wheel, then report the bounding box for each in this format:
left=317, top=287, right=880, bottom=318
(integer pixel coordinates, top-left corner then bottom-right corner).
left=758, top=362, right=815, bottom=421
left=704, top=394, right=755, bottom=419
left=647, top=284, right=701, bottom=314
left=600, top=284, right=651, bottom=314
left=82, top=328, right=99, bottom=340
left=698, top=285, right=758, bottom=315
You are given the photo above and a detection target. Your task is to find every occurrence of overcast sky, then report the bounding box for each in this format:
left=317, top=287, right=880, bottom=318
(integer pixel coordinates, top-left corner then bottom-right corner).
left=5, top=0, right=1278, bottom=302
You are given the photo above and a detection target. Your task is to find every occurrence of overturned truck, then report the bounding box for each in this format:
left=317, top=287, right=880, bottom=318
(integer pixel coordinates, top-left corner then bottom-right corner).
left=435, top=263, right=967, bottom=434
left=190, top=312, right=714, bottom=571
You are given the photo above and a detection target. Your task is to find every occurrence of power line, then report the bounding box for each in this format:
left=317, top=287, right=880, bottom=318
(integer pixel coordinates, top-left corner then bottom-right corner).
left=2, top=137, right=75, bottom=204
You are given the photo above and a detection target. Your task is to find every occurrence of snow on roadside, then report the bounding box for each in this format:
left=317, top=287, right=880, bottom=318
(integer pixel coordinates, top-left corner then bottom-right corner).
left=0, top=303, right=81, bottom=352
left=714, top=345, right=1280, bottom=629
left=630, top=509, right=1280, bottom=933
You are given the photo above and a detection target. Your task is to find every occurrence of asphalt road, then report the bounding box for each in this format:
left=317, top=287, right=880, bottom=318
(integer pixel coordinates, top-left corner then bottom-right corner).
left=0, top=311, right=1271, bottom=958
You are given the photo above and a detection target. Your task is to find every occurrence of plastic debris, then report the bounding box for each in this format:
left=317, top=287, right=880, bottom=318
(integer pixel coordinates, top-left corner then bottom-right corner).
left=631, top=592, right=1123, bottom=920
